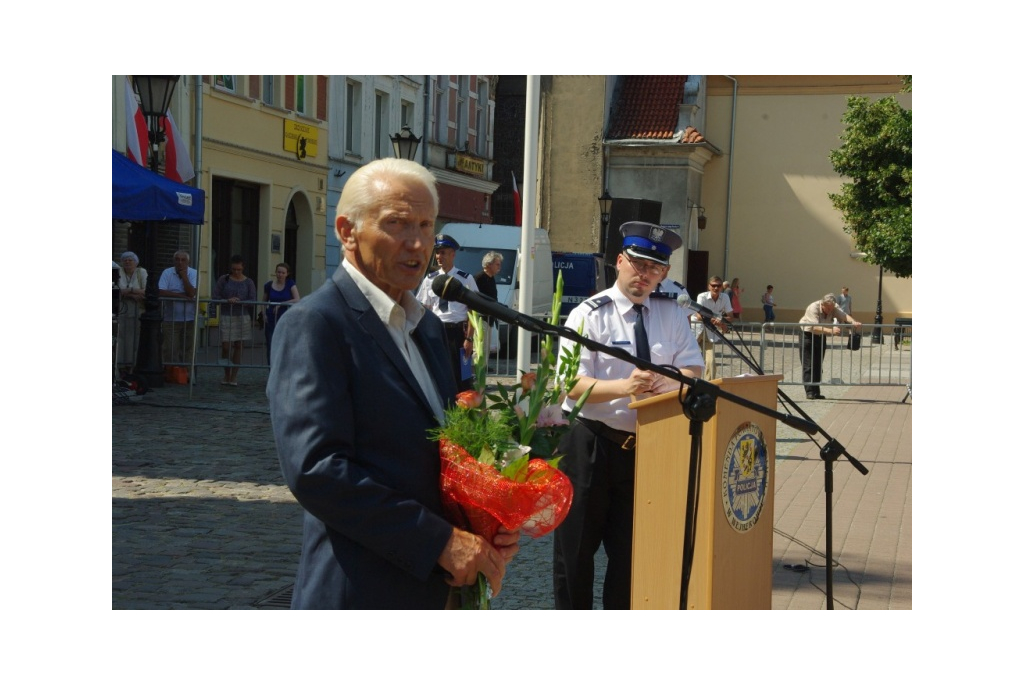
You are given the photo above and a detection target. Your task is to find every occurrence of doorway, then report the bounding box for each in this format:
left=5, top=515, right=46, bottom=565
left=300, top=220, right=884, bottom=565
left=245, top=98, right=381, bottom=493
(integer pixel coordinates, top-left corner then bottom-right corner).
left=212, top=178, right=260, bottom=281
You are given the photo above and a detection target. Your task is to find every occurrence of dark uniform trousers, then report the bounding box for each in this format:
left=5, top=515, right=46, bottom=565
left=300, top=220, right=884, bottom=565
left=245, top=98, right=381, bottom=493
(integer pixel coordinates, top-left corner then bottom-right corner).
left=553, top=418, right=637, bottom=610
left=442, top=321, right=472, bottom=392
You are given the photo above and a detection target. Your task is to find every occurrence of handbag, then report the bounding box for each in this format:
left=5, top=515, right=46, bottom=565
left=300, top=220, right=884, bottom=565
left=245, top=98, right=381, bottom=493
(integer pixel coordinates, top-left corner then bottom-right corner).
left=847, top=332, right=862, bottom=351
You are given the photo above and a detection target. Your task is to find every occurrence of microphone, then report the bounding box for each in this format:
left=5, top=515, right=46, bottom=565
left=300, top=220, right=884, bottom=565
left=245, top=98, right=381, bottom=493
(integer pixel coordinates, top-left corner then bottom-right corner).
left=676, top=291, right=721, bottom=320
left=430, top=275, right=545, bottom=333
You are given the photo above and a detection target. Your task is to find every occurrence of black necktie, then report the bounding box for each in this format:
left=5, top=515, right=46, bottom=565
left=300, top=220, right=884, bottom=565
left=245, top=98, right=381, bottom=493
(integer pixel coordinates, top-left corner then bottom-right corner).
left=440, top=298, right=448, bottom=312
left=633, top=303, right=650, bottom=362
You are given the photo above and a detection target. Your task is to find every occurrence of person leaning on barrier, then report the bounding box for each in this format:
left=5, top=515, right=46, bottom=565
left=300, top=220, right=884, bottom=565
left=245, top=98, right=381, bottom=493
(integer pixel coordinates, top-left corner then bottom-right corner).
left=158, top=250, right=198, bottom=369
left=213, top=254, right=256, bottom=386
left=116, top=251, right=147, bottom=376
left=691, top=275, right=733, bottom=380
left=798, top=292, right=862, bottom=400
left=266, top=158, right=520, bottom=609
left=262, top=262, right=300, bottom=365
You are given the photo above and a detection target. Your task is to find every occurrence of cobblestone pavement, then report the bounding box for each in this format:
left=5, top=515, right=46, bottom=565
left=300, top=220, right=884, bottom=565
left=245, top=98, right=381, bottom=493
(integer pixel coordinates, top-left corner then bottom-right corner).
left=113, top=332, right=910, bottom=609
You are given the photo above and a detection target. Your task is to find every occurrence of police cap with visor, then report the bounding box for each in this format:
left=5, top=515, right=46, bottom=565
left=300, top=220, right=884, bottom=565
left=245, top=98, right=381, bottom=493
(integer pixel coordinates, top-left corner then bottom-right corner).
left=434, top=234, right=461, bottom=250
left=620, top=221, right=682, bottom=266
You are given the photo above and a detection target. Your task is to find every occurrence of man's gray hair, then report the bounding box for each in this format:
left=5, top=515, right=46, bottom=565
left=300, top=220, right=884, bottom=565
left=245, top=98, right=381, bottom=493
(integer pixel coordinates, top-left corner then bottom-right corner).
left=822, top=293, right=838, bottom=305
left=337, top=158, right=439, bottom=228
left=482, top=251, right=503, bottom=268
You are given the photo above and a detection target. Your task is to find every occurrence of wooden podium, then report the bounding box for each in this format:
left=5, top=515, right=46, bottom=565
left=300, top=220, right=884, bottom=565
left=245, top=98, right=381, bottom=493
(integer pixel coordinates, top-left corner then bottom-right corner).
left=628, top=375, right=781, bottom=609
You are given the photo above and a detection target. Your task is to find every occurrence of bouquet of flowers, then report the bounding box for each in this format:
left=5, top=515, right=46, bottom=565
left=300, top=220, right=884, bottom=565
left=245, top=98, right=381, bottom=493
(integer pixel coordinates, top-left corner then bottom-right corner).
left=430, top=272, right=592, bottom=608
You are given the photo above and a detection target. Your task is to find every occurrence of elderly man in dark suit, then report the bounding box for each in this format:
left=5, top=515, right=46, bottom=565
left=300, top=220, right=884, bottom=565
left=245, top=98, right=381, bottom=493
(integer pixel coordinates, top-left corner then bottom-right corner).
left=267, top=158, right=519, bottom=609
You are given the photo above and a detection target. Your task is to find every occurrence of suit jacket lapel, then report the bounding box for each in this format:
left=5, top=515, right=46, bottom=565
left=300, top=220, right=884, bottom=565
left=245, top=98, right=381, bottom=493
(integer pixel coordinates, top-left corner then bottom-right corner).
left=333, top=268, right=441, bottom=419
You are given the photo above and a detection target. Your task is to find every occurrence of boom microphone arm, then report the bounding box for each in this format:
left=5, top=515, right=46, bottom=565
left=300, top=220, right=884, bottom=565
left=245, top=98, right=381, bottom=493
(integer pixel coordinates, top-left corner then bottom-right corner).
left=431, top=274, right=817, bottom=434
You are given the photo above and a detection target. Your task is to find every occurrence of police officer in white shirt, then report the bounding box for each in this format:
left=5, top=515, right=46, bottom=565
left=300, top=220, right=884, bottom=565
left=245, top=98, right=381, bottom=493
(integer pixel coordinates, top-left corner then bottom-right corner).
left=417, top=234, right=478, bottom=391
left=554, top=221, right=704, bottom=610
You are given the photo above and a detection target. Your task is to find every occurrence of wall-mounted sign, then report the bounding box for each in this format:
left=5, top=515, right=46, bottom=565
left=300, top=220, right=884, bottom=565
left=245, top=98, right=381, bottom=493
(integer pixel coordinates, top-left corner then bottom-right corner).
left=284, top=120, right=318, bottom=160
left=455, top=153, right=485, bottom=177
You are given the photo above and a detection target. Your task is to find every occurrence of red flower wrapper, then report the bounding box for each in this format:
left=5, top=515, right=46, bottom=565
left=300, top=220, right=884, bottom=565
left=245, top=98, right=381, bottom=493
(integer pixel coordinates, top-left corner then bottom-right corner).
left=439, top=438, right=573, bottom=542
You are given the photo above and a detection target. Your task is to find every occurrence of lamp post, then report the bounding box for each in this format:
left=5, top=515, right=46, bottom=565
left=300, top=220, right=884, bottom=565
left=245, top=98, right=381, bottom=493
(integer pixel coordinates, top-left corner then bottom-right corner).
left=871, top=263, right=884, bottom=344
left=598, top=189, right=613, bottom=256
left=130, top=76, right=181, bottom=388
left=391, top=125, right=421, bottom=161
left=851, top=251, right=884, bottom=345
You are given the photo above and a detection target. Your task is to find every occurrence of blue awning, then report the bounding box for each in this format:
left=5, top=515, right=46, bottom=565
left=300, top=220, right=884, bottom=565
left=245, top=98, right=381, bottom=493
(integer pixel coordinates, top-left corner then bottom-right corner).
left=112, top=149, right=205, bottom=223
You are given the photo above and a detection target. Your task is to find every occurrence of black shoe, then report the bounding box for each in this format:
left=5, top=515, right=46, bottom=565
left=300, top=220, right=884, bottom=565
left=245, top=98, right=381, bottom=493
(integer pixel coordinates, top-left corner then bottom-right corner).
left=814, top=394, right=826, bottom=400
left=806, top=392, right=824, bottom=400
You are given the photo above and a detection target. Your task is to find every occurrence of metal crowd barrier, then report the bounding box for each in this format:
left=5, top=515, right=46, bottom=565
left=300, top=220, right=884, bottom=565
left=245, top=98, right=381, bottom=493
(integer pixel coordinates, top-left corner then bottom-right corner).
left=155, top=297, right=912, bottom=392
left=696, top=321, right=912, bottom=389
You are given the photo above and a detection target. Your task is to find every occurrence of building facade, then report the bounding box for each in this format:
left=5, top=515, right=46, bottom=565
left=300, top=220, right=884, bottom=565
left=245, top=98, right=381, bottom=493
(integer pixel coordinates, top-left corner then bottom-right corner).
left=536, top=75, right=912, bottom=323
left=112, top=75, right=330, bottom=300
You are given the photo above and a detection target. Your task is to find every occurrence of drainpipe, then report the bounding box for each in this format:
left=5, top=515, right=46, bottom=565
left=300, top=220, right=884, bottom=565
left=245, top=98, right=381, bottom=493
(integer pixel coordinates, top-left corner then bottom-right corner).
left=193, top=76, right=204, bottom=269
left=723, top=75, right=737, bottom=278
left=422, top=76, right=430, bottom=164
left=189, top=76, right=204, bottom=400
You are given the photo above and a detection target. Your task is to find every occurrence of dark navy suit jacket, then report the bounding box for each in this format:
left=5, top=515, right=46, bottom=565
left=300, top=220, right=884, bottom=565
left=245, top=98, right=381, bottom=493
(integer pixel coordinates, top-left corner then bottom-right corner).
left=267, top=266, right=458, bottom=609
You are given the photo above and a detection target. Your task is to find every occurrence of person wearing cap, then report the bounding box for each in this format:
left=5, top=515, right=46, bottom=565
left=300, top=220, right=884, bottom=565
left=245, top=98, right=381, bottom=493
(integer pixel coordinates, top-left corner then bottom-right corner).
left=553, top=221, right=704, bottom=610
left=692, top=275, right=734, bottom=380
left=416, top=234, right=479, bottom=392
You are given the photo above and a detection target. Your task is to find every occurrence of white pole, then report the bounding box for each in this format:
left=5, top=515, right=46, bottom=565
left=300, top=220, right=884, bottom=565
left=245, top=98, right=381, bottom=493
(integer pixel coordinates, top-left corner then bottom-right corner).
left=516, top=76, right=541, bottom=379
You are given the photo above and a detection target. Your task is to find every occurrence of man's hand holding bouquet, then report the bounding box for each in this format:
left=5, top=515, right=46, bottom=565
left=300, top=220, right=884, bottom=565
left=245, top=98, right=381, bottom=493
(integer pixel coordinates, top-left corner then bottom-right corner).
left=429, top=273, right=591, bottom=608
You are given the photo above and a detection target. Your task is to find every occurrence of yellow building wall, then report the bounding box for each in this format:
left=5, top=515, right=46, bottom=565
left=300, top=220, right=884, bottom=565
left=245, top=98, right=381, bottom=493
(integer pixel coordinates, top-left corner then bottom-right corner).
left=198, top=83, right=329, bottom=298
left=701, top=76, right=911, bottom=322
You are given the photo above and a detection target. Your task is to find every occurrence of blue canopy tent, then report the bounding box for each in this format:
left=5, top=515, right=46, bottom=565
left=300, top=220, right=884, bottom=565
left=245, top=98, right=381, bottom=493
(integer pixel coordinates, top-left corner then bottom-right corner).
left=112, top=148, right=205, bottom=395
left=112, top=148, right=205, bottom=223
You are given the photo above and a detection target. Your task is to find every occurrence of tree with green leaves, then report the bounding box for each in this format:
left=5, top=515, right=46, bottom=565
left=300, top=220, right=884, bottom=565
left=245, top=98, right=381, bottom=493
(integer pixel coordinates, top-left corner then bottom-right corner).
left=829, top=78, right=912, bottom=278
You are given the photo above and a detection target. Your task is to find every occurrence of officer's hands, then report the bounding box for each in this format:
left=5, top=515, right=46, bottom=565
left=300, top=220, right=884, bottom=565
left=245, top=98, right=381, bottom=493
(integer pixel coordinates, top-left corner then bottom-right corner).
left=624, top=368, right=656, bottom=395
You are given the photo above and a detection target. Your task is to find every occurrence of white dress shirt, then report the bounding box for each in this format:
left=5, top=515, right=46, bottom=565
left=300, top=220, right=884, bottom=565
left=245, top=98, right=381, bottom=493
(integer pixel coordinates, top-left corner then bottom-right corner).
left=560, top=285, right=704, bottom=433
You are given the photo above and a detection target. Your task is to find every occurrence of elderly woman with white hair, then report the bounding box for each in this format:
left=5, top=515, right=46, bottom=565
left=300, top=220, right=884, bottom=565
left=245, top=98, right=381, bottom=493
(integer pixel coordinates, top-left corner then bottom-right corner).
left=116, top=251, right=148, bottom=375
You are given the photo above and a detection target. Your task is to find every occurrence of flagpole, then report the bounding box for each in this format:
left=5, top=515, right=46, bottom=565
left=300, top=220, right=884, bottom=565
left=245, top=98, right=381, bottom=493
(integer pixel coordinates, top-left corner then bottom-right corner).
left=516, top=76, right=541, bottom=379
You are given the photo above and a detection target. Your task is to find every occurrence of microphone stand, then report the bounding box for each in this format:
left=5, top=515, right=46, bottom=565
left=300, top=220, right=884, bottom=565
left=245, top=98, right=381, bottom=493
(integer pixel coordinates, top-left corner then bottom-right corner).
left=704, top=316, right=868, bottom=609
left=445, top=280, right=823, bottom=609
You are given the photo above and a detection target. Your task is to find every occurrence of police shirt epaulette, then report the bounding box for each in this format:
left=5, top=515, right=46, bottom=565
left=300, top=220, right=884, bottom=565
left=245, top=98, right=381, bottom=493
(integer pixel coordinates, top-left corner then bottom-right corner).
left=649, top=290, right=677, bottom=300
left=455, top=269, right=470, bottom=278
left=426, top=270, right=440, bottom=280
left=583, top=295, right=613, bottom=311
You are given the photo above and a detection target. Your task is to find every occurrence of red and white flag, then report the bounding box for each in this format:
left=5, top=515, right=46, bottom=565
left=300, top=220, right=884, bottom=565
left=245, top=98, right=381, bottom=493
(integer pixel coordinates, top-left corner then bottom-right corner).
left=161, top=112, right=195, bottom=183
left=124, top=77, right=149, bottom=167
left=511, top=172, right=522, bottom=226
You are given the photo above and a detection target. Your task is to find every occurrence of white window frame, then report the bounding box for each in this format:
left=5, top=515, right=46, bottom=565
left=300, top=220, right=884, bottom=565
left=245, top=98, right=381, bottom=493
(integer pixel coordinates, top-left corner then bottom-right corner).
left=346, top=80, right=363, bottom=156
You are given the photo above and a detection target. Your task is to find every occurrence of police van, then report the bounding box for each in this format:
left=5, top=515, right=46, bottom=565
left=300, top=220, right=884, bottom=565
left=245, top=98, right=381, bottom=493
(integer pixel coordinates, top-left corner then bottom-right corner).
left=551, top=252, right=608, bottom=320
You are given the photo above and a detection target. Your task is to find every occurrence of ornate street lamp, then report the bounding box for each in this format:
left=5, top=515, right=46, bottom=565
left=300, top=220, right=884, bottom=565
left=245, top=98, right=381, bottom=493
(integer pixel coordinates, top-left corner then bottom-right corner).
left=391, top=125, right=421, bottom=161
left=598, top=189, right=613, bottom=254
left=129, top=75, right=181, bottom=387
left=851, top=251, right=884, bottom=344
left=132, top=76, right=181, bottom=173
left=871, top=263, right=884, bottom=344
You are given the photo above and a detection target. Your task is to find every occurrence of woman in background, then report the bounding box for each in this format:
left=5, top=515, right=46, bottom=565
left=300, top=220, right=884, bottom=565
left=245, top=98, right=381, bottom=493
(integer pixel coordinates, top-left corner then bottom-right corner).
left=116, top=251, right=147, bottom=376
left=213, top=255, right=257, bottom=386
left=728, top=277, right=743, bottom=320
left=263, top=262, right=300, bottom=365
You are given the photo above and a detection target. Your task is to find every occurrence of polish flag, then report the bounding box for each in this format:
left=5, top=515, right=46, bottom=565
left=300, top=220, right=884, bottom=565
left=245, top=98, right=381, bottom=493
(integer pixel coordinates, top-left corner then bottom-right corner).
left=124, top=77, right=149, bottom=167
left=161, top=112, right=195, bottom=183
left=512, top=172, right=522, bottom=226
